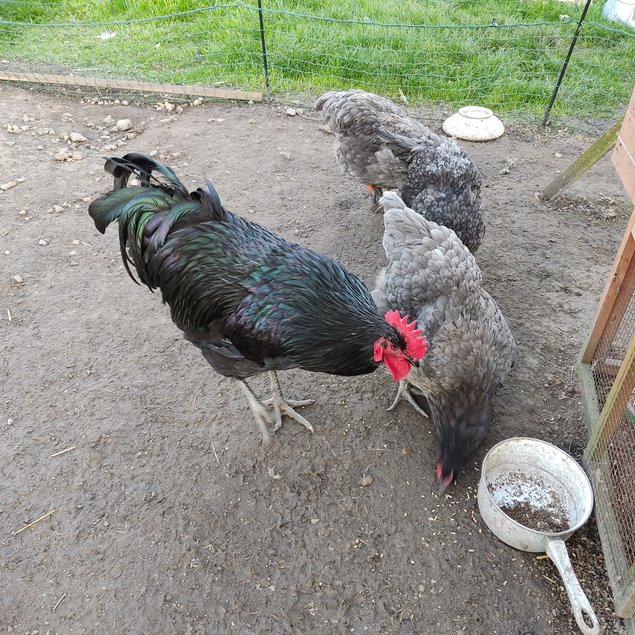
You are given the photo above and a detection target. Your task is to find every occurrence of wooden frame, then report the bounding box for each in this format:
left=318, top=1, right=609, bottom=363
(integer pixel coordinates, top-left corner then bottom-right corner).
left=578, top=86, right=635, bottom=622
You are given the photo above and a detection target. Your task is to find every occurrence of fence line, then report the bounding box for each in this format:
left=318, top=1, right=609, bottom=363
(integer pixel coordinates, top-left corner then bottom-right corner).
left=0, top=1, right=634, bottom=122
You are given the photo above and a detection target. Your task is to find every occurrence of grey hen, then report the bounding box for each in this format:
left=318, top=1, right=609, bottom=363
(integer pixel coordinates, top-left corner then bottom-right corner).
left=384, top=130, right=486, bottom=252
left=372, top=192, right=516, bottom=490
left=315, top=89, right=440, bottom=210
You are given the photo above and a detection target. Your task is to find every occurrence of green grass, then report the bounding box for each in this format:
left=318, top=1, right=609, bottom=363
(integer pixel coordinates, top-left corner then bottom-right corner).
left=0, top=0, right=634, bottom=121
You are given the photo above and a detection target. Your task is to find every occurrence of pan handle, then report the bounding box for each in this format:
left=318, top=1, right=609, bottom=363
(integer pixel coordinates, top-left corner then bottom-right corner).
left=546, top=539, right=600, bottom=635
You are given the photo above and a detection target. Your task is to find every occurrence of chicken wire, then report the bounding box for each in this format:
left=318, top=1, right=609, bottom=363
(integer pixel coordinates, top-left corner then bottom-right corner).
left=583, top=219, right=635, bottom=618
left=591, top=250, right=635, bottom=410
left=0, top=0, right=634, bottom=120
left=586, top=359, right=635, bottom=617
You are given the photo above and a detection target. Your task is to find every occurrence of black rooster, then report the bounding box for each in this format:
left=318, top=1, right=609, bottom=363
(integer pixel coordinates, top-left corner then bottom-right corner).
left=89, top=154, right=427, bottom=441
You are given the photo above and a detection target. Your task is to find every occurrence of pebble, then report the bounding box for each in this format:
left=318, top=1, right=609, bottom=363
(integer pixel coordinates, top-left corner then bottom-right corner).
left=103, top=115, right=114, bottom=124
left=38, top=239, right=49, bottom=246
left=279, top=151, right=291, bottom=160
left=3, top=250, right=9, bottom=255
left=192, top=99, right=202, bottom=106
left=54, top=150, right=71, bottom=161
left=71, top=152, right=85, bottom=161
left=18, top=209, right=27, bottom=216
left=72, top=239, right=80, bottom=244
left=6, top=124, right=22, bottom=134
left=116, top=118, right=132, bottom=131
left=0, top=181, right=18, bottom=191
left=163, top=102, right=175, bottom=112
left=360, top=474, right=373, bottom=486
left=69, top=132, right=87, bottom=143
left=47, top=205, right=65, bottom=214
left=285, top=108, right=296, bottom=116
left=12, top=275, right=23, bottom=284
left=5, top=141, right=15, bottom=147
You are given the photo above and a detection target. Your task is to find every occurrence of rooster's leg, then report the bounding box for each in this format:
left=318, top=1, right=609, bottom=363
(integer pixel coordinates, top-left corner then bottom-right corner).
left=387, top=380, right=429, bottom=418
left=237, top=379, right=274, bottom=444
left=262, top=371, right=315, bottom=433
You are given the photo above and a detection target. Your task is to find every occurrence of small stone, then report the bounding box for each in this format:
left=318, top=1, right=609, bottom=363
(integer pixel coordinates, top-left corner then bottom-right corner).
left=296, top=108, right=305, bottom=115
left=310, top=518, right=320, bottom=524
left=18, top=209, right=27, bottom=216
left=69, top=250, right=77, bottom=256
left=116, top=118, right=133, bottom=131
left=5, top=141, right=15, bottom=147
left=279, top=151, right=291, bottom=160
left=248, top=100, right=254, bottom=105
left=103, top=115, right=114, bottom=124
left=603, top=210, right=617, bottom=219
left=54, top=150, right=71, bottom=161
left=48, top=204, right=65, bottom=214
left=175, top=105, right=183, bottom=114
left=192, top=99, right=202, bottom=106
left=71, top=152, right=85, bottom=161
left=36, top=145, right=44, bottom=150
left=38, top=239, right=49, bottom=246
left=72, top=239, right=80, bottom=244
left=360, top=474, right=373, bottom=487
left=163, top=102, right=175, bottom=112
left=69, top=132, right=87, bottom=143
left=12, top=275, right=23, bottom=284
left=555, top=152, right=562, bottom=158
left=122, top=100, right=129, bottom=106
left=285, top=108, right=296, bottom=116
left=0, top=181, right=18, bottom=191
left=3, top=250, right=9, bottom=255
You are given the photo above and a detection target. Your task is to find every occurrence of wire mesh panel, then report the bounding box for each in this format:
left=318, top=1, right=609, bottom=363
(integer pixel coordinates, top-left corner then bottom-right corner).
left=581, top=91, right=635, bottom=619
left=0, top=2, right=265, bottom=95
left=0, top=0, right=634, bottom=119
left=591, top=239, right=635, bottom=410
left=586, top=358, right=635, bottom=616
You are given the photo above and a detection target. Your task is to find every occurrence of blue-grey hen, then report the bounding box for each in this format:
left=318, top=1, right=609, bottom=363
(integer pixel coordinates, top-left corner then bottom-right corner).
left=372, top=192, right=515, bottom=490
left=383, top=129, right=486, bottom=252
left=88, top=154, right=428, bottom=441
left=315, top=90, right=485, bottom=251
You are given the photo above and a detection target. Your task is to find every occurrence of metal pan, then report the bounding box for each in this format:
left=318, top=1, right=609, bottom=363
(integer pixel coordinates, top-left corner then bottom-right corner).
left=477, top=437, right=600, bottom=635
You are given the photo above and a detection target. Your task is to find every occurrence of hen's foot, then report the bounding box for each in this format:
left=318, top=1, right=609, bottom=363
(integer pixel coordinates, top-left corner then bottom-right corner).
left=387, top=380, right=429, bottom=418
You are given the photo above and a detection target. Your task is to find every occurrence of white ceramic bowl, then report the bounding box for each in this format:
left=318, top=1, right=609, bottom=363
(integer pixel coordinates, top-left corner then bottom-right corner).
left=442, top=105, right=505, bottom=141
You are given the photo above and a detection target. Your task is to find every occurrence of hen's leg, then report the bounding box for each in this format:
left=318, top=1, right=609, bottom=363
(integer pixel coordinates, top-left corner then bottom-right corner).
left=387, top=380, right=429, bottom=418
left=237, top=379, right=274, bottom=444
left=262, top=371, right=315, bottom=433
left=368, top=185, right=384, bottom=213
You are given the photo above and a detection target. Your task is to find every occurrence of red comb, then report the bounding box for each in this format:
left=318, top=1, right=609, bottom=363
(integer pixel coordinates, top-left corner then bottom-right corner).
left=384, top=310, right=428, bottom=360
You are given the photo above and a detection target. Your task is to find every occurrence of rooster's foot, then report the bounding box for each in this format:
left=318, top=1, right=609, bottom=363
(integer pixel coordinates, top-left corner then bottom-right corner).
left=263, top=396, right=315, bottom=433
left=387, top=380, right=429, bottom=418
left=237, top=379, right=275, bottom=444
left=266, top=371, right=315, bottom=434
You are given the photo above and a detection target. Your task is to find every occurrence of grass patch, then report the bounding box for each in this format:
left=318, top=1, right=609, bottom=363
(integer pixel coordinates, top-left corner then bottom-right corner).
left=0, top=0, right=634, bottom=121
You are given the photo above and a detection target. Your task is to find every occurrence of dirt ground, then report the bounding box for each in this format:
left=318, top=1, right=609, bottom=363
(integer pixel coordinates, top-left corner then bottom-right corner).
left=1, top=83, right=633, bottom=634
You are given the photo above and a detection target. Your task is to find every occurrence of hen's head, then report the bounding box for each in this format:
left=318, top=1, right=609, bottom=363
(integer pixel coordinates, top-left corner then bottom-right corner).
left=373, top=310, right=428, bottom=381
left=433, top=395, right=493, bottom=492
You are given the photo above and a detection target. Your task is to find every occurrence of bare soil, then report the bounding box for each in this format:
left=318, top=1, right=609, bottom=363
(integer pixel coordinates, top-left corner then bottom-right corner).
left=1, top=84, right=632, bottom=634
